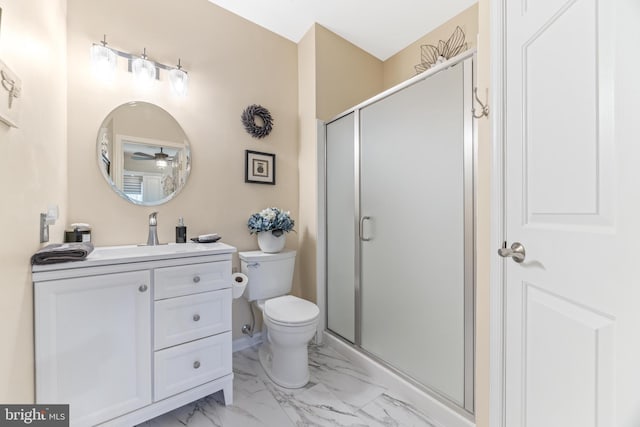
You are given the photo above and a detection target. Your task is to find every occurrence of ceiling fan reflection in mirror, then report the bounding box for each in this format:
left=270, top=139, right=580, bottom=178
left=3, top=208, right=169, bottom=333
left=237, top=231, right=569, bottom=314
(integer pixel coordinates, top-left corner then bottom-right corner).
left=131, top=147, right=174, bottom=169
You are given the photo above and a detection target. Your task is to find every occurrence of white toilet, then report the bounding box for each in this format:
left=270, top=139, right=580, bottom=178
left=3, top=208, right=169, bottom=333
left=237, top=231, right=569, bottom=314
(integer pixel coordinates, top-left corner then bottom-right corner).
left=239, top=250, right=319, bottom=388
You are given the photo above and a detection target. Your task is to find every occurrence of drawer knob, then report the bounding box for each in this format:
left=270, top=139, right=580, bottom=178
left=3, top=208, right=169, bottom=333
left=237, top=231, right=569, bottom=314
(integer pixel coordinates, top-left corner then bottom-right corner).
left=193, top=275, right=201, bottom=283
left=193, top=361, right=201, bottom=369
left=139, top=284, right=148, bottom=292
left=193, top=314, right=200, bottom=322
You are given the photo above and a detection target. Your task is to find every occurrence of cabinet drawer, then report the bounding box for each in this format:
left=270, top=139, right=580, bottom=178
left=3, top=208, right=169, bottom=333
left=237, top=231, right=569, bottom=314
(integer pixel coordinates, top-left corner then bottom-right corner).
left=154, top=332, right=232, bottom=401
left=154, top=261, right=231, bottom=299
left=154, top=288, right=231, bottom=350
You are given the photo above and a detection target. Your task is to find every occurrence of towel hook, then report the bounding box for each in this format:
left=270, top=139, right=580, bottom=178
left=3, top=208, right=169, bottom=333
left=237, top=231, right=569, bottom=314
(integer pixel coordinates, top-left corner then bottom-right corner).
left=472, top=87, right=489, bottom=119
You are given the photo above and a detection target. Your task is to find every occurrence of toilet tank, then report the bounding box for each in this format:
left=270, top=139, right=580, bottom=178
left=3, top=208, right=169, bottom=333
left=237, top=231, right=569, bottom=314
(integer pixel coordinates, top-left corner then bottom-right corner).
left=239, top=250, right=296, bottom=302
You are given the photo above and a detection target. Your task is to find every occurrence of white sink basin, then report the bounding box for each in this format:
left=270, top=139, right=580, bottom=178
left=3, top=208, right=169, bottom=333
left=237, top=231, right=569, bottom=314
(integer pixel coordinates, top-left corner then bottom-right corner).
left=89, top=243, right=217, bottom=260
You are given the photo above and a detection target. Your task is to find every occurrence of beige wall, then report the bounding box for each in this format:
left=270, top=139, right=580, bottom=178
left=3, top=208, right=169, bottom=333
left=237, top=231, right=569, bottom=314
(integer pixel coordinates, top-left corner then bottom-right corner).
left=0, top=0, right=68, bottom=402
left=296, top=27, right=318, bottom=302
left=296, top=24, right=383, bottom=306
left=66, top=0, right=299, bottom=341
left=383, top=3, right=479, bottom=89
left=315, top=24, right=383, bottom=121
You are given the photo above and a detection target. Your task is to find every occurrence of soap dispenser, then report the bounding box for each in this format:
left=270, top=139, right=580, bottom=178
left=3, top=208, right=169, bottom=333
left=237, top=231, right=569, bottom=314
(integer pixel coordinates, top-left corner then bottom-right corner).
left=176, top=217, right=187, bottom=243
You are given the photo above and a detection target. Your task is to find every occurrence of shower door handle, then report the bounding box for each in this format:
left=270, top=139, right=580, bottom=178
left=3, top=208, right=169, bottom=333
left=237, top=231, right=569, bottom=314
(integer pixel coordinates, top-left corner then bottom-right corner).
left=360, top=216, right=372, bottom=241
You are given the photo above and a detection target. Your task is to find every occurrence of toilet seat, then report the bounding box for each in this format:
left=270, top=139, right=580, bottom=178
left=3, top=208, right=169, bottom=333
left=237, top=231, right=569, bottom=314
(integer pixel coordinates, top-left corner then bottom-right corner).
left=264, top=295, right=319, bottom=326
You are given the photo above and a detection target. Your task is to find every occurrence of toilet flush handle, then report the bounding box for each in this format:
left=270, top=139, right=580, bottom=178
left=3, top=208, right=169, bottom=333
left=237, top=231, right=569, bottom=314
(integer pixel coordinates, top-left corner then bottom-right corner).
left=246, top=262, right=260, bottom=268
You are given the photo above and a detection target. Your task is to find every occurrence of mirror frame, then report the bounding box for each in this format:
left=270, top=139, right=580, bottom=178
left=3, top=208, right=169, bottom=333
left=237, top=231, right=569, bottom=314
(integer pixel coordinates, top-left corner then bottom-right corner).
left=96, top=101, right=192, bottom=206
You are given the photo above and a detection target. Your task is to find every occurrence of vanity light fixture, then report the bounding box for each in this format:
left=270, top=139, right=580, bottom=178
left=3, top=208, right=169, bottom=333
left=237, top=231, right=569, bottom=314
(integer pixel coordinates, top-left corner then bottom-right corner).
left=131, top=48, right=157, bottom=87
left=90, top=35, right=117, bottom=81
left=90, top=35, right=189, bottom=96
left=168, top=59, right=189, bottom=96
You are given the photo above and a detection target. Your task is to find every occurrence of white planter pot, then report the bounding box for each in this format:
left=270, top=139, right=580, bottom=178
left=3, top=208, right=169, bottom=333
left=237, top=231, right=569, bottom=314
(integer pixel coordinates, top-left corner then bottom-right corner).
left=257, top=231, right=286, bottom=253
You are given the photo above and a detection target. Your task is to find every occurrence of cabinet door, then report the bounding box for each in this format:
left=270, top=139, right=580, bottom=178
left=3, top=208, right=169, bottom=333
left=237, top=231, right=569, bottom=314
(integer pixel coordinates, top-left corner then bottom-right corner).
left=35, top=270, right=152, bottom=426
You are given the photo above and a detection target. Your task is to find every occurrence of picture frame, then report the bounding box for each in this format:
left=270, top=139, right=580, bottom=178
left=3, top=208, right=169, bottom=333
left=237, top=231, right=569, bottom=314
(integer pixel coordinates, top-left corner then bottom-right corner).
left=245, top=150, right=275, bottom=185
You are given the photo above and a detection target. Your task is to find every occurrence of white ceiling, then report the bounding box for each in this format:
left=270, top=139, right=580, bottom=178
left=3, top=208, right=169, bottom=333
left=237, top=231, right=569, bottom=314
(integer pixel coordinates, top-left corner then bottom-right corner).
left=206, top=0, right=477, bottom=60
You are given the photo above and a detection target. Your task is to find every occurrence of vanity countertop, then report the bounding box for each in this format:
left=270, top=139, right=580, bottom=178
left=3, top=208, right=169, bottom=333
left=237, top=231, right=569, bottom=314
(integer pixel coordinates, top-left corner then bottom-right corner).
left=32, top=242, right=237, bottom=273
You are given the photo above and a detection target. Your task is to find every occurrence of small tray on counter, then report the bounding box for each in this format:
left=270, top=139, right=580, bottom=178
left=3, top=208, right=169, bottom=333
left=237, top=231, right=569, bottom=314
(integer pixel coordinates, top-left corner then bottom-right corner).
left=190, top=234, right=222, bottom=243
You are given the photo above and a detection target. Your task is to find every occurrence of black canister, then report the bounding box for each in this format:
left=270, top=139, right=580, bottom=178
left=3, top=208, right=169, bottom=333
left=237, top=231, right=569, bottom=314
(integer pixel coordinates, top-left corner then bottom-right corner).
left=64, top=224, right=92, bottom=243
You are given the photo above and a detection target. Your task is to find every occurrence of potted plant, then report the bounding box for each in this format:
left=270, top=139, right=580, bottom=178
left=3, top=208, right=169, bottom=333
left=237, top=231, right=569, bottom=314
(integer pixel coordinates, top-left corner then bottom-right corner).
left=247, top=207, right=295, bottom=253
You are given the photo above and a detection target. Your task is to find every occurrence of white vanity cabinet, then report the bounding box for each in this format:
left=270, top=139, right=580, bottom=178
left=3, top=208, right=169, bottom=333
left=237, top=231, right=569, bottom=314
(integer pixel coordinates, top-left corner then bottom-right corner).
left=33, top=243, right=236, bottom=427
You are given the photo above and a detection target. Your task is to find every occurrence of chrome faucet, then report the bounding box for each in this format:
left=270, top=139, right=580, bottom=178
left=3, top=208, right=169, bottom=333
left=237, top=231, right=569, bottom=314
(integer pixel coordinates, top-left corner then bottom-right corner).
left=147, top=212, right=160, bottom=246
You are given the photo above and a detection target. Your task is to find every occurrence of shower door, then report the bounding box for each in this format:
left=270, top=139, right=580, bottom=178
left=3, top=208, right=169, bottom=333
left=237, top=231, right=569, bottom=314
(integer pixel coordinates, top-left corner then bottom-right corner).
left=324, top=54, right=474, bottom=414
left=360, top=61, right=472, bottom=408
left=325, top=112, right=356, bottom=342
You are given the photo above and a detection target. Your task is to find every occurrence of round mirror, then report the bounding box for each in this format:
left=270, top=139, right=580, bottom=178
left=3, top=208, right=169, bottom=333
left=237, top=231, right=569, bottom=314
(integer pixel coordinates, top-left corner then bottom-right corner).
left=97, top=101, right=191, bottom=205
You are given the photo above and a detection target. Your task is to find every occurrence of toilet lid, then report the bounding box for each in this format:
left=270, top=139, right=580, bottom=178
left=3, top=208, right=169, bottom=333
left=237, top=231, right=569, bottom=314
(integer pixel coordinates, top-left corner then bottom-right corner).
left=265, top=295, right=319, bottom=325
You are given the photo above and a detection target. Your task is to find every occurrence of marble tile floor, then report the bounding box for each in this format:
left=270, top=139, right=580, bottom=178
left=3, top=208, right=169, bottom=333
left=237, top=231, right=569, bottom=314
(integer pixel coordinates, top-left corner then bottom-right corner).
left=140, top=343, right=437, bottom=427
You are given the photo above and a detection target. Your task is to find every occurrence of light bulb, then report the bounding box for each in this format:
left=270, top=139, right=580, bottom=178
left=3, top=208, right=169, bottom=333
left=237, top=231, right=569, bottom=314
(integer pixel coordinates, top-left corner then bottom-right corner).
left=169, top=68, right=189, bottom=96
left=156, top=159, right=168, bottom=169
left=169, top=59, right=189, bottom=96
left=90, top=42, right=117, bottom=81
left=132, top=50, right=156, bottom=87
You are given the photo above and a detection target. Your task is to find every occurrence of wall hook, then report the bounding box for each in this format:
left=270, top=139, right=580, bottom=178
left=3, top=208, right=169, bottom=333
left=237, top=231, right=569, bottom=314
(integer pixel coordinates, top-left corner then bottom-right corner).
left=472, top=87, right=489, bottom=119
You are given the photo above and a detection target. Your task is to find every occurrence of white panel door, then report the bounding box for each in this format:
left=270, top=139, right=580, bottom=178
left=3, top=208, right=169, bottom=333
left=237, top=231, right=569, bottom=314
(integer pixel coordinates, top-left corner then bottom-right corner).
left=143, top=175, right=163, bottom=202
left=502, top=1, right=640, bottom=426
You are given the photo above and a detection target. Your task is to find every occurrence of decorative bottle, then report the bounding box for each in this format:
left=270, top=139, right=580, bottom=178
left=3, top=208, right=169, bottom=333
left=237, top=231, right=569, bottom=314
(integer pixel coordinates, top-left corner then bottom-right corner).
left=176, top=217, right=187, bottom=243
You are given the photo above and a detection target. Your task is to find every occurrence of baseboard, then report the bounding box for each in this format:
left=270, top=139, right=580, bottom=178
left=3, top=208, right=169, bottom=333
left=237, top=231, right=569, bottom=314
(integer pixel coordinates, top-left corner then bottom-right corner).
left=232, top=332, right=263, bottom=352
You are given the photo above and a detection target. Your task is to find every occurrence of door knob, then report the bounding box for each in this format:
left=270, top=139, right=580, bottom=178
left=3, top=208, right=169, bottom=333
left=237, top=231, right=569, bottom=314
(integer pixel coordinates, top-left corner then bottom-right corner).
left=498, top=242, right=526, bottom=263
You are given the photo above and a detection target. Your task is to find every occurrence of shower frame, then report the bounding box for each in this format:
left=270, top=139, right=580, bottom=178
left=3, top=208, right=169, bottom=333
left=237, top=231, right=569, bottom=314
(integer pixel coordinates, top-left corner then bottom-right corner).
left=318, top=50, right=477, bottom=419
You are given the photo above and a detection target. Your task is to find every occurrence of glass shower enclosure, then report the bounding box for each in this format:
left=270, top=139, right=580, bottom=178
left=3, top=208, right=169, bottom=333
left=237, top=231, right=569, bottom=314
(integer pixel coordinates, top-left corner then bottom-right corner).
left=324, top=53, right=475, bottom=414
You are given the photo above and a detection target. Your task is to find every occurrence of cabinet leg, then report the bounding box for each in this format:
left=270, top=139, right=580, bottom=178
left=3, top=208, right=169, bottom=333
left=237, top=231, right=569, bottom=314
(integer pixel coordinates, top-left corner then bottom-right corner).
left=222, top=380, right=233, bottom=406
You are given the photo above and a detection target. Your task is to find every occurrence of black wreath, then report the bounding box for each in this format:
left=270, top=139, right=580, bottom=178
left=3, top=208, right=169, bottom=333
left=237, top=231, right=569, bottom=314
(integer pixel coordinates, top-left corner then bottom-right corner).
left=241, top=104, right=273, bottom=139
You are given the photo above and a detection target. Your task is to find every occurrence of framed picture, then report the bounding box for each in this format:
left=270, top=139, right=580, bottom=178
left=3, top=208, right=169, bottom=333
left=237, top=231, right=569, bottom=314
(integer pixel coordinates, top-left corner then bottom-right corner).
left=245, top=150, right=275, bottom=185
